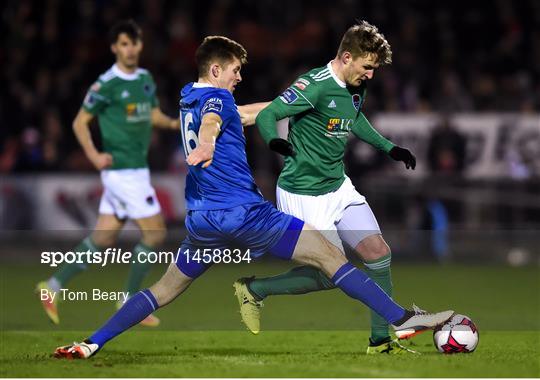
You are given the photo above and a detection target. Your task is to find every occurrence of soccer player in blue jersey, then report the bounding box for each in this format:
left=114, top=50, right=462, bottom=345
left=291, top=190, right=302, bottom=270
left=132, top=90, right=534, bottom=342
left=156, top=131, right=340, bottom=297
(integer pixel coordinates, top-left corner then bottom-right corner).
left=54, top=36, right=453, bottom=359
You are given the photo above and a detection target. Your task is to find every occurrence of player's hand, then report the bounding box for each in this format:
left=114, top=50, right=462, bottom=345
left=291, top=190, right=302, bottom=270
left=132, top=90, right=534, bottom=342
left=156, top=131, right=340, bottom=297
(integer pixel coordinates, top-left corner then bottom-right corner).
left=90, top=152, right=113, bottom=170
left=187, top=142, right=215, bottom=168
left=389, top=146, right=416, bottom=170
left=269, top=138, right=295, bottom=157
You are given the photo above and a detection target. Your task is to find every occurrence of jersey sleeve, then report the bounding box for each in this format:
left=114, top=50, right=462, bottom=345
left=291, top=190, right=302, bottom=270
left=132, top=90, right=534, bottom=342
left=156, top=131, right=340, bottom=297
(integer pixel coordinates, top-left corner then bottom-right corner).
left=276, top=76, right=320, bottom=116
left=200, top=90, right=236, bottom=130
left=257, top=76, right=321, bottom=144
left=82, top=80, right=111, bottom=115
left=351, top=112, right=395, bottom=153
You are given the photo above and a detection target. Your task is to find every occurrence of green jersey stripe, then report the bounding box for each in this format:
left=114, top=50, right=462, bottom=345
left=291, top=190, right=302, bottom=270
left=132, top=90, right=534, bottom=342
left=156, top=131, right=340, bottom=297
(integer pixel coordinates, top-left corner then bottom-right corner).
left=314, top=74, right=332, bottom=81
left=311, top=69, right=330, bottom=79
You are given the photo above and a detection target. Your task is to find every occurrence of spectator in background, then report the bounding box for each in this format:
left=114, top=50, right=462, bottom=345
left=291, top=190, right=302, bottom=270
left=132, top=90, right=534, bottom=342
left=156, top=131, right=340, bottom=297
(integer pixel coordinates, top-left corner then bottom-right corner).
left=1, top=0, right=538, bottom=173
left=424, top=117, right=467, bottom=262
left=427, top=117, right=467, bottom=175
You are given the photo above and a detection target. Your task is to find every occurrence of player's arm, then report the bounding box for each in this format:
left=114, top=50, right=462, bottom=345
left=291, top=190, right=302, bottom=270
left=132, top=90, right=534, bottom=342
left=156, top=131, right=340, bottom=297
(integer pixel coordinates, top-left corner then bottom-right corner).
left=256, top=82, right=320, bottom=156
left=151, top=108, right=180, bottom=130
left=237, top=102, right=271, bottom=126
left=351, top=113, right=416, bottom=170
left=72, top=108, right=113, bottom=170
left=186, top=112, right=222, bottom=168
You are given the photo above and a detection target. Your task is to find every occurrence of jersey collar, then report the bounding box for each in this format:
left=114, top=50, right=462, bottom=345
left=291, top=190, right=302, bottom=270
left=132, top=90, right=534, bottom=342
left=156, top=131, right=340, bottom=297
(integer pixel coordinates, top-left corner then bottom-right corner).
left=327, top=61, right=346, bottom=88
left=193, top=82, right=214, bottom=88
left=112, top=64, right=140, bottom=81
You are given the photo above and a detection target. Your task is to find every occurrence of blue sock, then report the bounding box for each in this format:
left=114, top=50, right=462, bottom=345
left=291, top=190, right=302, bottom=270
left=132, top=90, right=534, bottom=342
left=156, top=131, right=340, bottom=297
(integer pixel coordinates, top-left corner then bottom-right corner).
left=89, top=289, right=158, bottom=347
left=331, top=263, right=405, bottom=324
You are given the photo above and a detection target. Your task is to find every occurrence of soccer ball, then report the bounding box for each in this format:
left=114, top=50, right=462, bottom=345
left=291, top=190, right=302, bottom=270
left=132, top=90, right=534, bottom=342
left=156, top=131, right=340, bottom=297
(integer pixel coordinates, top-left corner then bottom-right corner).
left=433, top=314, right=479, bottom=353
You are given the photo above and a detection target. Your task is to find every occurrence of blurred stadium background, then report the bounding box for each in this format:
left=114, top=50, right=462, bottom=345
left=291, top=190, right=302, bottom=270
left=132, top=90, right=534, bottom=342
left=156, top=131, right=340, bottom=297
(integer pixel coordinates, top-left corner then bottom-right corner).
left=1, top=0, right=539, bottom=266
left=0, top=4, right=539, bottom=377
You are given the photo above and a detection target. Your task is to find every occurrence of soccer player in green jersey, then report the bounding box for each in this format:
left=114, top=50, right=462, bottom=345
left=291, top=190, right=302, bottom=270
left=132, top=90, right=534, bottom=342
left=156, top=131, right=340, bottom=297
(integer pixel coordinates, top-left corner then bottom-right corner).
left=234, top=21, right=419, bottom=354
left=36, top=20, right=179, bottom=327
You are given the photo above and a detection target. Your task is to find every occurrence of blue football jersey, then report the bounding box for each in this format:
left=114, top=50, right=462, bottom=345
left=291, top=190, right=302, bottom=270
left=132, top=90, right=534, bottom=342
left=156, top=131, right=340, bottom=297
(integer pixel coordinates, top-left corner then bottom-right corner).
left=179, top=82, right=264, bottom=210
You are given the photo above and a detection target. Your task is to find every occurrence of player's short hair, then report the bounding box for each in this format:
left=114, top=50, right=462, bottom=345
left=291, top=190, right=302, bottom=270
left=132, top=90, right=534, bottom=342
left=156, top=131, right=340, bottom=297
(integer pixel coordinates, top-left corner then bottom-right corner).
left=337, top=20, right=392, bottom=65
left=196, top=36, right=248, bottom=77
left=109, top=19, right=142, bottom=44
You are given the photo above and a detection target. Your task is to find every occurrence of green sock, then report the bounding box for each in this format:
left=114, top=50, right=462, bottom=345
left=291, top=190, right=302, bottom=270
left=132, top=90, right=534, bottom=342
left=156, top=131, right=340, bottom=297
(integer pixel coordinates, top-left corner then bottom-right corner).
left=248, top=265, right=335, bottom=300
left=364, top=253, right=393, bottom=343
left=52, top=237, right=98, bottom=287
left=125, top=242, right=154, bottom=296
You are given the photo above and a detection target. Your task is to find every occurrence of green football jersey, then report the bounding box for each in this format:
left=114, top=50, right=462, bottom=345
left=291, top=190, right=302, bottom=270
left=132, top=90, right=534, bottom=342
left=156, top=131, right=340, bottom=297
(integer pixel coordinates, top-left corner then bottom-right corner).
left=82, top=64, right=159, bottom=170
left=257, top=62, right=394, bottom=195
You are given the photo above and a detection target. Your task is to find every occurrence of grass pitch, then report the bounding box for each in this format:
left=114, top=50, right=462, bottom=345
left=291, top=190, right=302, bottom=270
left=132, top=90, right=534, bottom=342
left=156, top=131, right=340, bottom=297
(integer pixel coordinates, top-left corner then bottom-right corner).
left=1, top=261, right=539, bottom=377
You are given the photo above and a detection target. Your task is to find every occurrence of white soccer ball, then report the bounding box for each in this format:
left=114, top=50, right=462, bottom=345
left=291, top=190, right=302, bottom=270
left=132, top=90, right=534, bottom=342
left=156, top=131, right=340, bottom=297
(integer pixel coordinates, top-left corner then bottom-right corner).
left=433, top=314, right=479, bottom=353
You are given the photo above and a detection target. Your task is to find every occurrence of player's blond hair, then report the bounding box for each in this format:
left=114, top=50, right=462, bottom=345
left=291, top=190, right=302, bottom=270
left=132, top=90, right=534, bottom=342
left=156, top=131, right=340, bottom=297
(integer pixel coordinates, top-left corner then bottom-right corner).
left=196, top=36, right=248, bottom=76
left=337, top=20, right=392, bottom=65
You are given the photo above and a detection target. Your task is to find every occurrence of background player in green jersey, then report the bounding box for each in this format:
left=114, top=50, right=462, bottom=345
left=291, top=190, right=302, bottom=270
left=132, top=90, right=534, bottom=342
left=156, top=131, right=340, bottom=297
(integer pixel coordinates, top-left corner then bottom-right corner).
left=36, top=20, right=179, bottom=327
left=234, top=21, right=418, bottom=354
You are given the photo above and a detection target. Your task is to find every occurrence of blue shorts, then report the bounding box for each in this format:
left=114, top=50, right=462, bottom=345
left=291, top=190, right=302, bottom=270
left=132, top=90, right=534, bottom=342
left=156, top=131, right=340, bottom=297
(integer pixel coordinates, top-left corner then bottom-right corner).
left=175, top=201, right=304, bottom=278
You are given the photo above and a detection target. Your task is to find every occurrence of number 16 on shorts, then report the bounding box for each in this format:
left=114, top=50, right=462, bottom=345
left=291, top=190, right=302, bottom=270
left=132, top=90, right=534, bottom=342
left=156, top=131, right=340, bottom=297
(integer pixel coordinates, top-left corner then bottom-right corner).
left=184, top=249, right=252, bottom=264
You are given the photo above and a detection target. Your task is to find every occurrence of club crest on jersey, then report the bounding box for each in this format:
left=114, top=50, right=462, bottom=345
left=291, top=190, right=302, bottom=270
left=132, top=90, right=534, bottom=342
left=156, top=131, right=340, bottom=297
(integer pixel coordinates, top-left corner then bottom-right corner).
left=279, top=88, right=298, bottom=104
left=202, top=97, right=223, bottom=114
left=352, top=94, right=361, bottom=111
left=143, top=83, right=154, bottom=96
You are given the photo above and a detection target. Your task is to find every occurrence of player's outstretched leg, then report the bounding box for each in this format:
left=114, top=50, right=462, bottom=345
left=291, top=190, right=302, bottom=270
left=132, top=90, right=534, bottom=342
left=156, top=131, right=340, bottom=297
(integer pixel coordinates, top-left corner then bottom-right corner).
left=118, top=241, right=162, bottom=327
left=118, top=241, right=163, bottom=327
left=289, top=224, right=454, bottom=338
left=54, top=262, right=192, bottom=359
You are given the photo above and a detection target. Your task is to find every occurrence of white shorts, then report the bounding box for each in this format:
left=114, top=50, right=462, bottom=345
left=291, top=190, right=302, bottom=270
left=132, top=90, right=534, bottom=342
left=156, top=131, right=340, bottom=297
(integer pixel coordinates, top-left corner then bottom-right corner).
left=276, top=177, right=381, bottom=253
left=99, top=168, right=161, bottom=220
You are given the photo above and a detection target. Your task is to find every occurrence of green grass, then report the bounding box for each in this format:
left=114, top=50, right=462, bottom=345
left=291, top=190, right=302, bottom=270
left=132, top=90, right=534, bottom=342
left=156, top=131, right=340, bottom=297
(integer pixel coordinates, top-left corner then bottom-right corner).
left=1, top=262, right=539, bottom=377
left=1, top=331, right=539, bottom=377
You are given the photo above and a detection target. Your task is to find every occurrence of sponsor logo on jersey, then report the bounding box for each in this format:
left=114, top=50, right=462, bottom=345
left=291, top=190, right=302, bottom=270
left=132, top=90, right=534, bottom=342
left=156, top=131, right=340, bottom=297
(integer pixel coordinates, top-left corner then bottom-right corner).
left=352, top=94, right=361, bottom=111
left=294, top=81, right=306, bottom=90
left=325, top=118, right=353, bottom=137
left=326, top=118, right=340, bottom=131
left=202, top=97, right=223, bottom=114
left=126, top=103, right=137, bottom=116
left=125, top=102, right=152, bottom=122
left=328, top=99, right=337, bottom=108
left=293, top=78, right=310, bottom=91
left=279, top=88, right=298, bottom=104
